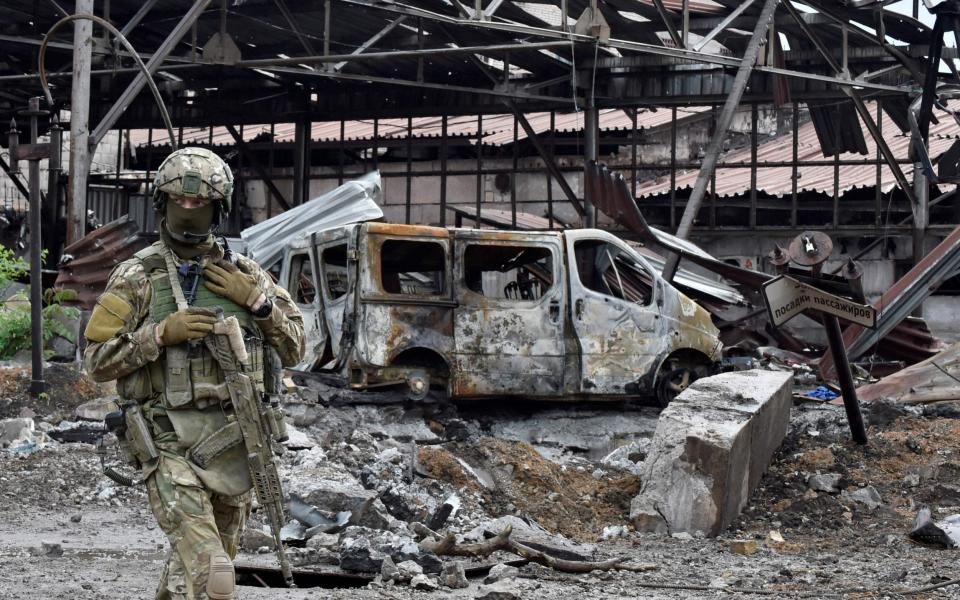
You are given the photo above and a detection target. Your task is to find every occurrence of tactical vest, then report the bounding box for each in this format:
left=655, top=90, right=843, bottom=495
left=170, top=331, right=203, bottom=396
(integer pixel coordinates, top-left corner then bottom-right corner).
left=116, top=242, right=265, bottom=410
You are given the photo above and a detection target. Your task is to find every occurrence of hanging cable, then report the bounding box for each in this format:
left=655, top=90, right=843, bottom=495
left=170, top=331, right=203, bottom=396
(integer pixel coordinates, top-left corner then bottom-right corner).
left=38, top=13, right=178, bottom=150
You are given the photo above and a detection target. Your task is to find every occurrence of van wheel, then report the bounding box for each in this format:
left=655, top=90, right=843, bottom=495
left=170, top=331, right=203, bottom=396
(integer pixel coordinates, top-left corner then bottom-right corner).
left=406, top=371, right=430, bottom=402
left=655, top=365, right=704, bottom=408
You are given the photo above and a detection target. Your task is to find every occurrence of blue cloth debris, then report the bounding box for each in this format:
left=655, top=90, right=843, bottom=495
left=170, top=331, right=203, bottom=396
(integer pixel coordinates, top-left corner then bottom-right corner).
left=8, top=440, right=39, bottom=456
left=806, top=386, right=838, bottom=401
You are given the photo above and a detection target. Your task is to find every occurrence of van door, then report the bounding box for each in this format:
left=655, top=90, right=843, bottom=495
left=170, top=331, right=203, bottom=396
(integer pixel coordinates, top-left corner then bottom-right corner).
left=563, top=230, right=664, bottom=395
left=281, top=244, right=325, bottom=370
left=315, top=236, right=350, bottom=365
left=453, top=231, right=566, bottom=397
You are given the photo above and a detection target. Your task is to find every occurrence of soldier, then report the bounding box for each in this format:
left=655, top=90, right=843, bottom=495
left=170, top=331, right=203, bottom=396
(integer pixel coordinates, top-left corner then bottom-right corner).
left=84, top=147, right=305, bottom=600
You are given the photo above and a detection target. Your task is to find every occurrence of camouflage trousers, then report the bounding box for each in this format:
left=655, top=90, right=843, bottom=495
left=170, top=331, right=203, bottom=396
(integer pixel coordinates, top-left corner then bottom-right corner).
left=147, top=454, right=252, bottom=600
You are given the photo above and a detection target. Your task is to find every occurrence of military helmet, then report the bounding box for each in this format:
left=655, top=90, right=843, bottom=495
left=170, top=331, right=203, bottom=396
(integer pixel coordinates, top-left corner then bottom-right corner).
left=152, top=147, right=234, bottom=212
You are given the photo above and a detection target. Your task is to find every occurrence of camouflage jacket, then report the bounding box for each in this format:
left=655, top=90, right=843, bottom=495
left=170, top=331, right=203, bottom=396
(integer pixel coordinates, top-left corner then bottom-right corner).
left=84, top=241, right=305, bottom=383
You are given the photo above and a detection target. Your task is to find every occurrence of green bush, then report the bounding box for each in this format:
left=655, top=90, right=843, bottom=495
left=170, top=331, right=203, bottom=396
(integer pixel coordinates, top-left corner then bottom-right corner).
left=0, top=244, right=80, bottom=359
left=0, top=244, right=28, bottom=288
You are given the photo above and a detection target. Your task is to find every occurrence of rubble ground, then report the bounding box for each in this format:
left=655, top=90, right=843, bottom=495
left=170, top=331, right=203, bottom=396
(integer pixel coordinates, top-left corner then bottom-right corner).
left=0, top=362, right=109, bottom=422
left=1, top=364, right=960, bottom=598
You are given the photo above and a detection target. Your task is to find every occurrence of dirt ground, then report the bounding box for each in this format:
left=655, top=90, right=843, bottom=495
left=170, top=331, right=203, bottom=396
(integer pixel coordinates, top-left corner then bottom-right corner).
left=1, top=366, right=959, bottom=599
left=0, top=362, right=109, bottom=422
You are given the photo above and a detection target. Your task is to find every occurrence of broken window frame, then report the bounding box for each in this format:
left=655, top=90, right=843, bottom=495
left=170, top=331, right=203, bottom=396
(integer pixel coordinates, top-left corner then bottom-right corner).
left=287, top=249, right=320, bottom=307
left=460, top=241, right=558, bottom=303
left=319, top=241, right=350, bottom=304
left=571, top=235, right=659, bottom=308
left=360, top=232, right=454, bottom=305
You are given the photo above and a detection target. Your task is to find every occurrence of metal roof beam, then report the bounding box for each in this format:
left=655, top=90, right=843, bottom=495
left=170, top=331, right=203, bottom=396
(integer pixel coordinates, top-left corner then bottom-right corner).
left=663, top=0, right=779, bottom=281
left=0, top=32, right=198, bottom=63
left=692, top=0, right=756, bottom=51
left=333, top=15, right=408, bottom=72
left=337, top=0, right=736, bottom=64
left=274, top=0, right=317, bottom=56
left=89, top=0, right=213, bottom=148
left=589, top=56, right=912, bottom=94
left=652, top=0, right=684, bottom=48
left=119, top=0, right=162, bottom=37
left=237, top=40, right=573, bottom=68
left=261, top=65, right=578, bottom=104
left=484, top=0, right=508, bottom=19
left=336, top=0, right=915, bottom=94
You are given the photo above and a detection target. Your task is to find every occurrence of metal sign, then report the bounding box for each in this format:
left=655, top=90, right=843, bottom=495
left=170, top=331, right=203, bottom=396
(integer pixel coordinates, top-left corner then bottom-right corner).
left=762, top=275, right=877, bottom=329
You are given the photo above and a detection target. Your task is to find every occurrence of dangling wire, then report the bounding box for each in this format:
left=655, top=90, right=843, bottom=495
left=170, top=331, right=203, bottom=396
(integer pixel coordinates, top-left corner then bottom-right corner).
left=38, top=14, right=178, bottom=150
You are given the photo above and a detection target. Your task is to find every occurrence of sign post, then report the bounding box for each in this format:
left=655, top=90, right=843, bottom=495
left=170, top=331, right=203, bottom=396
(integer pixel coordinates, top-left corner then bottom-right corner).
left=761, top=232, right=870, bottom=445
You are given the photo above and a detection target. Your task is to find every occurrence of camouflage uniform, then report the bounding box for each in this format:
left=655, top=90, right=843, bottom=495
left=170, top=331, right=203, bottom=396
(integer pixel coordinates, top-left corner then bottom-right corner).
left=84, top=148, right=305, bottom=600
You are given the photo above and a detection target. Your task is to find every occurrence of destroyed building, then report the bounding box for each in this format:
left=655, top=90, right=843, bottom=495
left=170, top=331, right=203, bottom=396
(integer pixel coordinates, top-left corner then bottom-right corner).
left=3, top=0, right=960, bottom=598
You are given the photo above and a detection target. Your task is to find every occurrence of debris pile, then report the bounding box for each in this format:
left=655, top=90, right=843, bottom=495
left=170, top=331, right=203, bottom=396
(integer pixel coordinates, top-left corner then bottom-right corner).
left=245, top=389, right=655, bottom=588
left=2, top=359, right=960, bottom=596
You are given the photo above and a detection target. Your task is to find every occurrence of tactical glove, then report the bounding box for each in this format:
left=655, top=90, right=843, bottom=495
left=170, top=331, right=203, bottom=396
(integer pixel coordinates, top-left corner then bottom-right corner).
left=156, top=308, right=217, bottom=347
left=203, top=261, right=264, bottom=310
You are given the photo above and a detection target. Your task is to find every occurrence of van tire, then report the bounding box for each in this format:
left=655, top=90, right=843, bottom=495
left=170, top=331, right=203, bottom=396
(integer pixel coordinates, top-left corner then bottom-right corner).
left=655, top=364, right=706, bottom=408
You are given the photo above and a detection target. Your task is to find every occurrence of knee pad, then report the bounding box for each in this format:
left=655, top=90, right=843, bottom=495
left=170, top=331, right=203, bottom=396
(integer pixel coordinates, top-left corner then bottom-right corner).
left=206, top=552, right=235, bottom=600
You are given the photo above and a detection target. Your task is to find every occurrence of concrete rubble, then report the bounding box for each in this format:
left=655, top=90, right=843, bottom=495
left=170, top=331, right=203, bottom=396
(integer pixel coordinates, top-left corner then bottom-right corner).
left=5, top=356, right=960, bottom=597
left=630, top=370, right=793, bottom=536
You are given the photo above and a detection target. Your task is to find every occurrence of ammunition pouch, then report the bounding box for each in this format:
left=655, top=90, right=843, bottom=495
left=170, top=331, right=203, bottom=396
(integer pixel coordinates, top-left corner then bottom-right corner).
left=264, top=402, right=288, bottom=443
left=116, top=360, right=164, bottom=401
left=164, top=345, right=194, bottom=408
left=155, top=336, right=265, bottom=412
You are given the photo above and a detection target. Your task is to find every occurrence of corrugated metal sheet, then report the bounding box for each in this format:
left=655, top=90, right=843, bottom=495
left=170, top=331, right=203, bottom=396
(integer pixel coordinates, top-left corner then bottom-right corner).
left=635, top=100, right=960, bottom=198
left=86, top=185, right=128, bottom=225
left=54, top=215, right=151, bottom=310
left=127, top=107, right=710, bottom=148
left=241, top=171, right=384, bottom=268
left=480, top=106, right=710, bottom=145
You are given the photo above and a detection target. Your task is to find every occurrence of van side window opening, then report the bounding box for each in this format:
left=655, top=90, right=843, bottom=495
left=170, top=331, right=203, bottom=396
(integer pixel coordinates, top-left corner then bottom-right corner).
left=267, top=261, right=281, bottom=283
left=463, top=244, right=554, bottom=300
left=289, top=253, right=316, bottom=305
left=379, top=239, right=446, bottom=296
left=321, top=244, right=348, bottom=300
left=574, top=240, right=653, bottom=305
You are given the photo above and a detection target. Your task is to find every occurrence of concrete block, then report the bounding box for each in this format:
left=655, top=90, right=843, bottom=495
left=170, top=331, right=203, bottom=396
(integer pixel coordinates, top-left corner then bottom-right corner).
left=74, top=397, right=119, bottom=421
left=630, top=369, right=792, bottom=537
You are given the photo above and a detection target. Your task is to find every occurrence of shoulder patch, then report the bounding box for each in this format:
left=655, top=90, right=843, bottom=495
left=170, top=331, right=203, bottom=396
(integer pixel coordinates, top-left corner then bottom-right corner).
left=84, top=292, right=133, bottom=342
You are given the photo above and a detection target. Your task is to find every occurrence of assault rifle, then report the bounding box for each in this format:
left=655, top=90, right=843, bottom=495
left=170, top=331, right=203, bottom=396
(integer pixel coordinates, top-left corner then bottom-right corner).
left=206, top=310, right=295, bottom=588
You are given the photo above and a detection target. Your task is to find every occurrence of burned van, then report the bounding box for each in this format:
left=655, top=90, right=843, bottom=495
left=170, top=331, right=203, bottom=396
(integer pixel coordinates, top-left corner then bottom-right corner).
left=279, top=222, right=722, bottom=405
